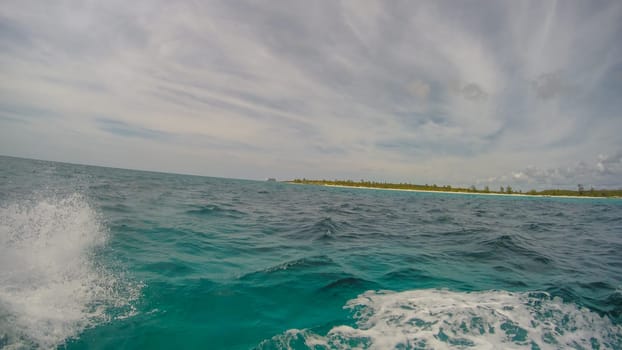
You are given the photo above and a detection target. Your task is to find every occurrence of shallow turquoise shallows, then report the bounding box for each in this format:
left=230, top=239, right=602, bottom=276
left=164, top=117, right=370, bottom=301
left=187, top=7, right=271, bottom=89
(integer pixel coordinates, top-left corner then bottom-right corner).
left=1, top=156, right=621, bottom=349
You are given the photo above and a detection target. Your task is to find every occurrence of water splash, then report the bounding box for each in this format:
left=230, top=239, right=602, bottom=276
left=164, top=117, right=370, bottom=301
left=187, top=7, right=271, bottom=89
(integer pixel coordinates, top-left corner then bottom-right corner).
left=0, top=193, right=140, bottom=349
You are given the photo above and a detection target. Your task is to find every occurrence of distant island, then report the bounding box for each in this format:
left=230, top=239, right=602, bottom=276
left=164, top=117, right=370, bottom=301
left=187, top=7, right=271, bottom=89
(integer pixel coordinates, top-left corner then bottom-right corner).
left=289, top=179, right=622, bottom=198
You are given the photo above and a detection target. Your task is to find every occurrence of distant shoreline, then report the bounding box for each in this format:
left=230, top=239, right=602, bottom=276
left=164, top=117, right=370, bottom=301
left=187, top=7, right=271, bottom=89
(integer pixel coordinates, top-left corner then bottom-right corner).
left=286, top=182, right=621, bottom=199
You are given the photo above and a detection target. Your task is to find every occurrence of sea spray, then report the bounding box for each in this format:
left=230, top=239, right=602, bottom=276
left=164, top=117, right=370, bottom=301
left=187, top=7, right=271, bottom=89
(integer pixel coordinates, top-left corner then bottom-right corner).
left=0, top=193, right=140, bottom=349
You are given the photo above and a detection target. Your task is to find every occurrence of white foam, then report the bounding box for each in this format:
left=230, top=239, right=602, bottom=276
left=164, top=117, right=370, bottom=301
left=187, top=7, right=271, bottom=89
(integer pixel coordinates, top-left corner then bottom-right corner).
left=260, top=289, right=622, bottom=349
left=0, top=194, right=139, bottom=349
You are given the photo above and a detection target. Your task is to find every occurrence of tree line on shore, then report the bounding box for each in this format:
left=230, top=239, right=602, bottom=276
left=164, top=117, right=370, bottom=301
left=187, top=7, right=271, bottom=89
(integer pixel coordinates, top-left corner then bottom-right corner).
left=290, top=179, right=622, bottom=198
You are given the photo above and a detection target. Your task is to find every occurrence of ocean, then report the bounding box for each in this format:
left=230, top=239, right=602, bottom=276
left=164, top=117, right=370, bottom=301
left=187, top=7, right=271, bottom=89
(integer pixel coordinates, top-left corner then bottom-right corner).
left=1, top=155, right=621, bottom=349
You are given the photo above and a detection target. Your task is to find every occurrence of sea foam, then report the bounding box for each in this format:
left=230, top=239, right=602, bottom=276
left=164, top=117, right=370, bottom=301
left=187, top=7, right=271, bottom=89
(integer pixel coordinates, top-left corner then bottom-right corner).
left=0, top=193, right=139, bottom=349
left=260, top=289, right=622, bottom=349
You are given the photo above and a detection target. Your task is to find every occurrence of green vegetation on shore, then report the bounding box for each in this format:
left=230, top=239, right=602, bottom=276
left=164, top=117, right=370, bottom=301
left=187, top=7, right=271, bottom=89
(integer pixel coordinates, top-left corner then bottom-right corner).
left=290, top=179, right=622, bottom=198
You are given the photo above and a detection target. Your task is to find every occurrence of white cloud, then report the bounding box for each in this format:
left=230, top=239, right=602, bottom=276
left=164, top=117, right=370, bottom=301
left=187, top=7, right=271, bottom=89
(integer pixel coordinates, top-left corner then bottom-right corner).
left=597, top=152, right=622, bottom=175
left=481, top=152, right=622, bottom=190
left=1, top=1, right=621, bottom=185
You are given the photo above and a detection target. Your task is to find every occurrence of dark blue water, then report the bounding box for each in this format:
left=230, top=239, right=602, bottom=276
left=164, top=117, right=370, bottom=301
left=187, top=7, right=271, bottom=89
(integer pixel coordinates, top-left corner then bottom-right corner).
left=1, top=156, right=621, bottom=349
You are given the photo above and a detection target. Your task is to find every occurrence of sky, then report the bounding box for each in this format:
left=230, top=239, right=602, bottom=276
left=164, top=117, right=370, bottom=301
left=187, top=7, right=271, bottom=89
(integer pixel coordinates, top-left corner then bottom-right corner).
left=1, top=0, right=622, bottom=190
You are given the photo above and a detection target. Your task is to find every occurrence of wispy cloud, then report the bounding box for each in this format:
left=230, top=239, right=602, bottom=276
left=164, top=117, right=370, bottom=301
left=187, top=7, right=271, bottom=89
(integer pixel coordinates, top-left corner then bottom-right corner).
left=1, top=0, right=621, bottom=184
left=97, top=118, right=170, bottom=141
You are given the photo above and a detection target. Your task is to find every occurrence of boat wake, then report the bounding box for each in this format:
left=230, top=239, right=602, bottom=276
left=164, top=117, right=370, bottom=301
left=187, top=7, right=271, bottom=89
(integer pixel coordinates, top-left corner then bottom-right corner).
left=259, top=289, right=622, bottom=349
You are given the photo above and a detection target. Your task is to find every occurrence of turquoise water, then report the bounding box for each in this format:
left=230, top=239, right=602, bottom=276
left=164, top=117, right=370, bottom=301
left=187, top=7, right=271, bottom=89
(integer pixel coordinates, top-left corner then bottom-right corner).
left=1, top=155, right=621, bottom=349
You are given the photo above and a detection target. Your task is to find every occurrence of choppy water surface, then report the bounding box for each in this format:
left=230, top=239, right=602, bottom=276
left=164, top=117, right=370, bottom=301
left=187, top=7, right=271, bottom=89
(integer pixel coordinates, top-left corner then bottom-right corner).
left=1, top=156, right=621, bottom=349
